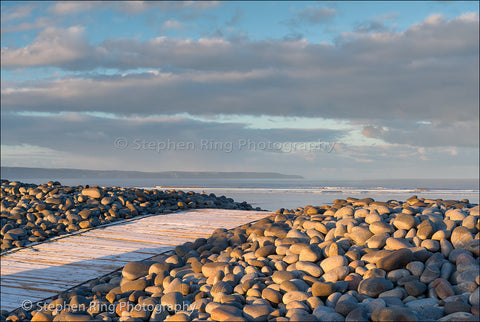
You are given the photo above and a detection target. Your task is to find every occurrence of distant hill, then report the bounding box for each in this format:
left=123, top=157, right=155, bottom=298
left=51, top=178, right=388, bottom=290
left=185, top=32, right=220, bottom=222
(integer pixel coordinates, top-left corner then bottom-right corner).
left=1, top=167, right=303, bottom=180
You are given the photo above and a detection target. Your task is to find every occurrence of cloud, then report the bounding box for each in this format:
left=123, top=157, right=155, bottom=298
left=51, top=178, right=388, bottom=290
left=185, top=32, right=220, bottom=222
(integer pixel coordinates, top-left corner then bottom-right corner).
left=3, top=13, right=477, bottom=71
left=1, top=144, right=76, bottom=169
left=1, top=26, right=91, bottom=67
left=362, top=125, right=387, bottom=138
left=115, top=1, right=220, bottom=15
left=362, top=121, right=479, bottom=148
left=2, top=112, right=476, bottom=178
left=337, top=12, right=479, bottom=59
left=298, top=5, right=337, bottom=24
left=1, top=4, right=35, bottom=22
left=286, top=5, right=337, bottom=27
left=1, top=112, right=343, bottom=153
left=354, top=12, right=399, bottom=33
left=333, top=143, right=478, bottom=177
left=48, top=2, right=104, bottom=15
left=0, top=112, right=344, bottom=174
left=1, top=13, right=478, bottom=138
left=161, top=19, right=187, bottom=31
left=1, top=17, right=52, bottom=34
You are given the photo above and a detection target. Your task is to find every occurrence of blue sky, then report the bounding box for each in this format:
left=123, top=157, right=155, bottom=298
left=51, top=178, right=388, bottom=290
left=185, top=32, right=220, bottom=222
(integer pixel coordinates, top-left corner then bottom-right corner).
left=2, top=1, right=478, bottom=46
left=1, top=1, right=479, bottom=179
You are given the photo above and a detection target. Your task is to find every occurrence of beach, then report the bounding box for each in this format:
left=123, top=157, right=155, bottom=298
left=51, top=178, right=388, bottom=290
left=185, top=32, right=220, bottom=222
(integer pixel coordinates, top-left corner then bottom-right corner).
left=1, top=180, right=479, bottom=321
left=3, top=1, right=479, bottom=321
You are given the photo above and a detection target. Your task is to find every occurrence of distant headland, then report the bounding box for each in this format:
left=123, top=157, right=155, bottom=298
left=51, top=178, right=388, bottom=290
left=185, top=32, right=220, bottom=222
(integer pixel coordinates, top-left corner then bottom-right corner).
left=1, top=166, right=304, bottom=180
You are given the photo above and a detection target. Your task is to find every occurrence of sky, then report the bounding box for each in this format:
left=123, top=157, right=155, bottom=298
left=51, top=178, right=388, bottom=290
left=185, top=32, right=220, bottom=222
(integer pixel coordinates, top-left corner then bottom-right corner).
left=1, top=1, right=479, bottom=179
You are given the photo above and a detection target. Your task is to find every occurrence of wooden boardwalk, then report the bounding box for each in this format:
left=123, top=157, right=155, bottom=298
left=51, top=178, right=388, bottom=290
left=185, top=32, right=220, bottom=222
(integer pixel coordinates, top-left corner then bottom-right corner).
left=0, top=209, right=271, bottom=312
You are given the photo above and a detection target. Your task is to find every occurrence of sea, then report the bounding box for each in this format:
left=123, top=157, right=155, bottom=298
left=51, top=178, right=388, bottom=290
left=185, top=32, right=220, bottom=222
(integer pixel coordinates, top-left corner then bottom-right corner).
left=5, top=177, right=479, bottom=211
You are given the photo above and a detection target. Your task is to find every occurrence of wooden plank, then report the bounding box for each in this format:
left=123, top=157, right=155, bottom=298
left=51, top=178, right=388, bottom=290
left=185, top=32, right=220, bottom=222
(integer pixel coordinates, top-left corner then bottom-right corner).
left=54, top=236, right=171, bottom=252
left=1, top=261, right=52, bottom=271
left=1, top=278, right=75, bottom=292
left=83, top=230, right=201, bottom=242
left=45, top=238, right=174, bottom=251
left=1, top=260, right=130, bottom=277
left=2, top=255, right=131, bottom=268
left=87, top=225, right=214, bottom=235
left=30, top=244, right=139, bottom=257
left=4, top=249, right=151, bottom=263
left=80, top=235, right=192, bottom=245
left=0, top=287, right=58, bottom=312
left=1, top=273, right=76, bottom=283
left=83, top=229, right=203, bottom=240
left=91, top=217, right=243, bottom=227
left=141, top=218, right=255, bottom=226
left=0, top=288, right=56, bottom=300
left=96, top=223, right=235, bottom=232
left=26, top=247, right=162, bottom=262
left=5, top=251, right=108, bottom=262
left=2, top=275, right=78, bottom=287
left=2, top=266, right=116, bottom=281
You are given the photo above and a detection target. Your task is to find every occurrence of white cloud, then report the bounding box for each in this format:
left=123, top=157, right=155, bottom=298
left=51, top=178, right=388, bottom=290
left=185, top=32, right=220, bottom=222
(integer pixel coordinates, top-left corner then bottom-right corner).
left=362, top=126, right=387, bottom=139
left=3, top=12, right=477, bottom=74
left=457, top=11, right=479, bottom=22
left=48, top=2, right=103, bottom=15
left=162, top=19, right=187, bottom=31
left=1, top=4, right=35, bottom=22
left=1, top=26, right=90, bottom=66
left=1, top=17, right=52, bottom=34
left=423, top=13, right=444, bottom=25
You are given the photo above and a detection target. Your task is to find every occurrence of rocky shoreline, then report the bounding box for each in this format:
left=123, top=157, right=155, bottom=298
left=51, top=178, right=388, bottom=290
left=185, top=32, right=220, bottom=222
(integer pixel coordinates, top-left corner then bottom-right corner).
left=2, top=191, right=479, bottom=321
left=0, top=180, right=260, bottom=253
